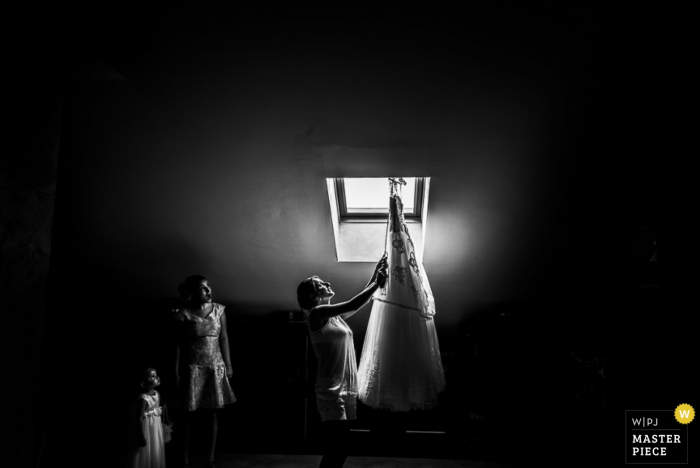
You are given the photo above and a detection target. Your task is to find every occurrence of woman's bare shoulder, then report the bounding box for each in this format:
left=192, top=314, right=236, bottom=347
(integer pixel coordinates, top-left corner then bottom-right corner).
left=308, top=307, right=330, bottom=333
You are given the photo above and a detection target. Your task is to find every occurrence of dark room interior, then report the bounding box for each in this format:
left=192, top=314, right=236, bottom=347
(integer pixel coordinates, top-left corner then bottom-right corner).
left=2, top=3, right=689, bottom=468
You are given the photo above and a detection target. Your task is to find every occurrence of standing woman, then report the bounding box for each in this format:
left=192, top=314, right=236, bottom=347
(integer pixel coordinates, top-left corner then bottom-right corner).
left=173, top=275, right=236, bottom=468
left=296, top=255, right=388, bottom=468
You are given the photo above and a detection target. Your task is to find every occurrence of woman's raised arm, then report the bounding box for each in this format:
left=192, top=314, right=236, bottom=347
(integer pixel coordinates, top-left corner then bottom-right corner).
left=310, top=255, right=388, bottom=324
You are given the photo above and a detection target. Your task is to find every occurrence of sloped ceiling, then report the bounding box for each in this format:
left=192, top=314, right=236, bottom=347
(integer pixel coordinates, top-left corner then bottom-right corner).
left=49, top=5, right=619, bottom=341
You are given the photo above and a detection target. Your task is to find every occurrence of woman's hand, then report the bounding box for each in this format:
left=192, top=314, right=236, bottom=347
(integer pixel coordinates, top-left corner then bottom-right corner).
left=374, top=254, right=389, bottom=288
left=376, top=265, right=389, bottom=288
left=226, top=365, right=233, bottom=379
left=371, top=254, right=388, bottom=283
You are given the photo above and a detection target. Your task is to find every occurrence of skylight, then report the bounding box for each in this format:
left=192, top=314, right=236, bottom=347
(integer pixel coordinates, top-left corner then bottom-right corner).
left=336, top=177, right=423, bottom=218
left=326, top=177, right=430, bottom=262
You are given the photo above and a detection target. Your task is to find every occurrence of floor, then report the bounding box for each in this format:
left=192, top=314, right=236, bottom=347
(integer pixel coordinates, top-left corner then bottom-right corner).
left=200, top=453, right=512, bottom=468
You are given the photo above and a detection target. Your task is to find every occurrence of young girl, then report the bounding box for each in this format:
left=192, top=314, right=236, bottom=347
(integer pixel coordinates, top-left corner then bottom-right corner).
left=127, top=368, right=168, bottom=468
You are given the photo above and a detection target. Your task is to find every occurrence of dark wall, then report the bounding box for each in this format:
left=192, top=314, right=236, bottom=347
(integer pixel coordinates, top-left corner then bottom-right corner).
left=30, top=7, right=608, bottom=327
left=0, top=69, right=61, bottom=467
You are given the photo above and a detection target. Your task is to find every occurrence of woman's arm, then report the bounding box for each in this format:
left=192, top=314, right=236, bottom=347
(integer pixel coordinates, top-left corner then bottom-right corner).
left=341, top=254, right=388, bottom=320
left=364, top=253, right=388, bottom=289
left=219, top=307, right=233, bottom=378
left=161, top=402, right=170, bottom=425
left=312, top=282, right=380, bottom=321
left=173, top=309, right=182, bottom=387
left=311, top=255, right=388, bottom=324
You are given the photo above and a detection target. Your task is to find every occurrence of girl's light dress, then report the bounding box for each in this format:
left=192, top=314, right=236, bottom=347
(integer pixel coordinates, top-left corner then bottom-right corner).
left=128, top=391, right=166, bottom=468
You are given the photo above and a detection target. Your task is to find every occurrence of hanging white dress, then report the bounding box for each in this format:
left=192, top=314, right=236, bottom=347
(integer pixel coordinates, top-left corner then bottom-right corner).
left=357, top=182, right=446, bottom=411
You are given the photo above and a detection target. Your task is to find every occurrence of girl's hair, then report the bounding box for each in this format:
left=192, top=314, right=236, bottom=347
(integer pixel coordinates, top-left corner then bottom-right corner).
left=296, top=276, right=318, bottom=311
left=177, top=275, right=208, bottom=299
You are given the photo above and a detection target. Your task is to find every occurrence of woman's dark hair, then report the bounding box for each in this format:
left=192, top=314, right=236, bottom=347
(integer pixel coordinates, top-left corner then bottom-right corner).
left=178, top=275, right=208, bottom=300
left=297, top=276, right=318, bottom=311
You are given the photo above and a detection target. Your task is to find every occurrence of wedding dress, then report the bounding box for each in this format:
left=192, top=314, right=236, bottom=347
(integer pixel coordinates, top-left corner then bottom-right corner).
left=357, top=180, right=446, bottom=411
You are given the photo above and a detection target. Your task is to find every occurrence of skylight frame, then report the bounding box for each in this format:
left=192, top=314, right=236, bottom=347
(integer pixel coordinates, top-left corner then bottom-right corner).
left=334, top=177, right=425, bottom=220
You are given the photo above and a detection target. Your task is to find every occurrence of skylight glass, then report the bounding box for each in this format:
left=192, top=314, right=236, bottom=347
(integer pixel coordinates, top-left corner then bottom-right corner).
left=344, top=177, right=416, bottom=215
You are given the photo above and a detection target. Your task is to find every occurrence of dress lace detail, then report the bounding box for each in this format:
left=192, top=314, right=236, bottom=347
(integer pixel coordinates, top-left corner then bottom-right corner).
left=357, top=183, right=446, bottom=411
left=144, top=405, right=163, bottom=418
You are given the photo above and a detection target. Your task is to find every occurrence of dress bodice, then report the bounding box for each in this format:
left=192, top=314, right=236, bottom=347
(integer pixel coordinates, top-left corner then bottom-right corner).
left=175, top=303, right=224, bottom=339
left=140, top=392, right=161, bottom=418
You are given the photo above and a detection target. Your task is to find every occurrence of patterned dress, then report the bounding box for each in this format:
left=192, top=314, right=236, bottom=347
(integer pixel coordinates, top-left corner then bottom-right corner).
left=174, top=303, right=236, bottom=411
